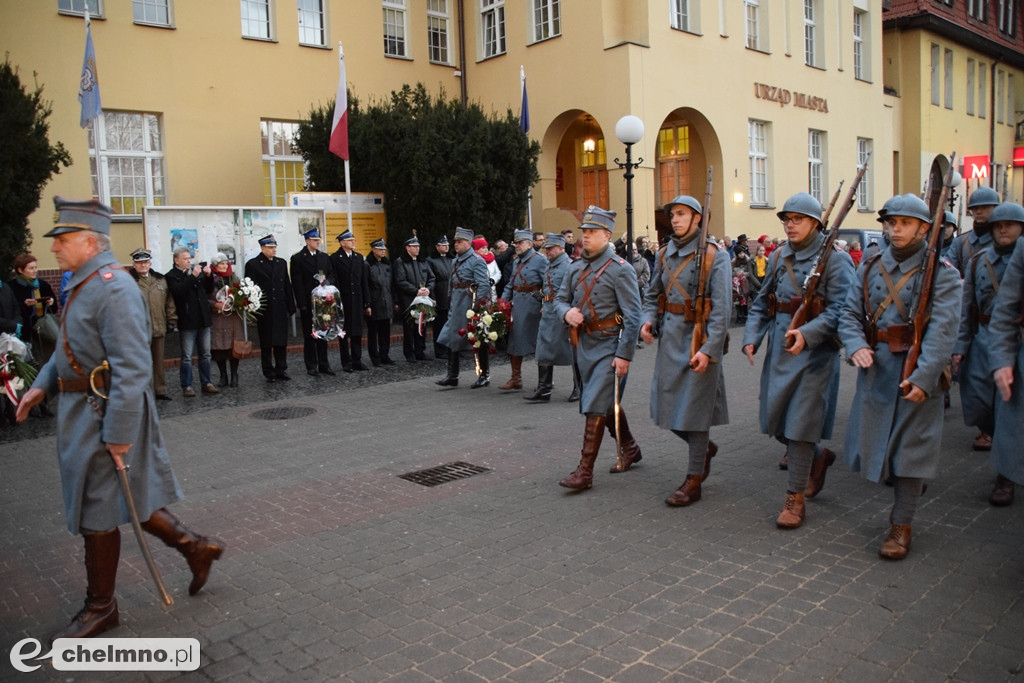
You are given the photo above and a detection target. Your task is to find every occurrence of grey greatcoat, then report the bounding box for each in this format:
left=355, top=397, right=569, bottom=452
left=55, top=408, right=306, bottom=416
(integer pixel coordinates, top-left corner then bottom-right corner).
left=535, top=251, right=574, bottom=366
left=987, top=238, right=1024, bottom=484
left=31, top=251, right=183, bottom=534
left=943, top=229, right=992, bottom=275
left=643, top=238, right=731, bottom=432
left=743, top=234, right=854, bottom=443
left=953, top=244, right=1011, bottom=434
left=502, top=249, right=545, bottom=356
left=553, top=244, right=641, bottom=415
left=838, top=245, right=962, bottom=482
left=437, top=250, right=491, bottom=352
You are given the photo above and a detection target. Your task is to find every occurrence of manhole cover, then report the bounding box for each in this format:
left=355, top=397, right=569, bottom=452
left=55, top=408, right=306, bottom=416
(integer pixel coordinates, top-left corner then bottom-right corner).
left=250, top=406, right=317, bottom=420
left=398, top=461, right=491, bottom=487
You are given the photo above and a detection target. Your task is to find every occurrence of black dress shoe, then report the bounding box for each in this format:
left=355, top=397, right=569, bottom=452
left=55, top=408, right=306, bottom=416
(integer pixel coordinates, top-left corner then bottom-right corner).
left=406, top=356, right=417, bottom=363
left=415, top=353, right=428, bottom=361
left=276, top=373, right=291, bottom=381
left=381, top=358, right=396, bottom=365
left=155, top=394, right=173, bottom=401
left=307, top=369, right=320, bottom=377
left=265, top=376, right=276, bottom=383
left=319, top=368, right=336, bottom=376
left=352, top=363, right=369, bottom=371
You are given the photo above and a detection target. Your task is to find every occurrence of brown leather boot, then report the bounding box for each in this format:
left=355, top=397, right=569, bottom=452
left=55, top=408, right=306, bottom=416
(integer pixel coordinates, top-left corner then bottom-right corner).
left=665, top=475, right=702, bottom=507
left=499, top=355, right=523, bottom=390
left=607, top=408, right=642, bottom=473
left=142, top=508, right=225, bottom=596
left=804, top=448, right=836, bottom=498
left=560, top=415, right=605, bottom=490
left=701, top=441, right=718, bottom=482
left=879, top=524, right=912, bottom=560
left=49, top=529, right=121, bottom=644
left=776, top=492, right=805, bottom=529
left=990, top=474, right=1015, bottom=507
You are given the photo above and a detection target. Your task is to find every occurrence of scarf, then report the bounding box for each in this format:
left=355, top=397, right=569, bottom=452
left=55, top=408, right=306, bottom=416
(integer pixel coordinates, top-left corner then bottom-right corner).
left=891, top=238, right=926, bottom=262
left=16, top=274, right=44, bottom=318
left=995, top=241, right=1018, bottom=256
left=788, top=232, right=818, bottom=254
left=670, top=230, right=700, bottom=251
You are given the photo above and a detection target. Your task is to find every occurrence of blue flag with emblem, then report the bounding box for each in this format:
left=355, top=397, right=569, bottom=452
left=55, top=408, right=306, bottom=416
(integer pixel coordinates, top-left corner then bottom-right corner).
left=519, top=65, right=529, bottom=133
left=79, top=11, right=102, bottom=128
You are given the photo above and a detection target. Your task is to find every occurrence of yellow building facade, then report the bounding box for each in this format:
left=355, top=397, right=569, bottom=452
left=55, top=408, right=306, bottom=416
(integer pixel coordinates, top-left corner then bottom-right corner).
left=3, top=0, right=900, bottom=269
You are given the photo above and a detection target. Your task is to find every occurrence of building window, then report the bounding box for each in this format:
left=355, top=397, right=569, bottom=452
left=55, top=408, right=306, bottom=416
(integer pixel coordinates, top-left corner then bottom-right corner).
left=261, top=120, right=306, bottom=206
left=383, top=0, right=407, bottom=57
left=998, top=0, right=1016, bottom=34
left=804, top=0, right=820, bottom=67
left=670, top=0, right=690, bottom=32
left=657, top=124, right=691, bottom=206
left=748, top=120, right=769, bottom=207
left=930, top=43, right=941, bottom=106
left=297, top=0, right=326, bottom=46
left=967, top=58, right=976, bottom=115
left=427, top=0, right=451, bottom=63
left=944, top=48, right=953, bottom=109
left=853, top=9, right=871, bottom=81
left=1008, top=74, right=1015, bottom=126
left=968, top=0, right=987, bottom=20
left=979, top=63, right=987, bottom=118
left=482, top=0, right=506, bottom=58
left=997, top=69, right=1006, bottom=124
left=88, top=111, right=165, bottom=218
left=241, top=0, right=272, bottom=40
left=745, top=0, right=760, bottom=49
left=533, top=0, right=560, bottom=42
left=579, top=138, right=608, bottom=210
left=857, top=138, right=872, bottom=211
left=808, top=130, right=825, bottom=203
left=59, top=0, right=103, bottom=15
left=133, top=0, right=171, bottom=25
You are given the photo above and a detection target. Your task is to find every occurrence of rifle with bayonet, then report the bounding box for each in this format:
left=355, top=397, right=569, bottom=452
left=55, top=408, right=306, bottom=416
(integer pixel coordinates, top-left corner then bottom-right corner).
left=690, top=166, right=714, bottom=363
left=783, top=154, right=870, bottom=349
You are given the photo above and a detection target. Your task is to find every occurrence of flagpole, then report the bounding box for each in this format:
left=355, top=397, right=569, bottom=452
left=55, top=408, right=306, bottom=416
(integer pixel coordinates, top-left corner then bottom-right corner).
left=520, top=65, right=533, bottom=232
left=345, top=160, right=353, bottom=234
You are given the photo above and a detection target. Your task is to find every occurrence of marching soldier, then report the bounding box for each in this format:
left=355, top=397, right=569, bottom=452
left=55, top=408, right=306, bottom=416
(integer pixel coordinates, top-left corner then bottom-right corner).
left=525, top=233, right=574, bottom=402
left=839, top=194, right=961, bottom=559
left=743, top=193, right=854, bottom=528
left=554, top=207, right=642, bottom=491
left=641, top=195, right=731, bottom=507
left=435, top=227, right=492, bottom=387
left=244, top=234, right=296, bottom=381
left=16, top=198, right=224, bottom=642
left=499, top=229, right=545, bottom=390
left=944, top=186, right=999, bottom=275
left=290, top=228, right=335, bottom=377
left=393, top=236, right=435, bottom=362
left=426, top=235, right=454, bottom=359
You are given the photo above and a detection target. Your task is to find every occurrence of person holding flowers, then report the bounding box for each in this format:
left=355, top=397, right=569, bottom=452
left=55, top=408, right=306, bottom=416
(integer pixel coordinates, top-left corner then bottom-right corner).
left=436, top=227, right=493, bottom=388
left=290, top=228, right=335, bottom=377
left=393, top=235, right=435, bottom=363
left=209, top=253, right=247, bottom=387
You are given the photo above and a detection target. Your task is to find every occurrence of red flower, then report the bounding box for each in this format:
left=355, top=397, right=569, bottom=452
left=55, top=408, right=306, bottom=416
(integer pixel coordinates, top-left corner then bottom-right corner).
left=458, top=328, right=467, bottom=337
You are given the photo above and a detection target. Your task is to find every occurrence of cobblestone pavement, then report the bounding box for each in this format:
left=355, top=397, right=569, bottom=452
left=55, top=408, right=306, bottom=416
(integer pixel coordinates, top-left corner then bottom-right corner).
left=2, top=324, right=1023, bottom=682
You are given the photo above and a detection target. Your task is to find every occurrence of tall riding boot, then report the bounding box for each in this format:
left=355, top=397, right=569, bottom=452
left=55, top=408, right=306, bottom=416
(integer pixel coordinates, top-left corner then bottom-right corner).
left=50, top=529, right=121, bottom=644
left=500, top=355, right=523, bottom=390
left=436, top=350, right=460, bottom=386
left=607, top=407, right=643, bottom=473
left=229, top=359, right=239, bottom=387
left=523, top=365, right=553, bottom=402
left=472, top=347, right=490, bottom=388
left=141, top=508, right=225, bottom=596
left=567, top=365, right=581, bottom=402
left=560, top=415, right=606, bottom=490
left=216, top=359, right=228, bottom=387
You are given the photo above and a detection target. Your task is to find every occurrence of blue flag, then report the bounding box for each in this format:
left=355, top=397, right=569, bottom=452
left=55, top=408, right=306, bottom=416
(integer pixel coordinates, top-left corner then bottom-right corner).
left=79, top=17, right=102, bottom=128
left=519, top=66, right=529, bottom=133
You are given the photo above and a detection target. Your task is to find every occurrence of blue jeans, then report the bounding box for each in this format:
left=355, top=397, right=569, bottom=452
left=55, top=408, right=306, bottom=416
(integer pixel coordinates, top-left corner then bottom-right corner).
left=179, top=326, right=212, bottom=388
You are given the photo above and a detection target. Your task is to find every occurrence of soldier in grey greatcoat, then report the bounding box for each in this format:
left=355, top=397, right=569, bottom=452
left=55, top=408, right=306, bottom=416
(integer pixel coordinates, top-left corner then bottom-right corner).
left=743, top=193, right=854, bottom=529
left=943, top=186, right=999, bottom=275
left=498, top=229, right=545, bottom=390
left=839, top=194, right=961, bottom=560
left=244, top=234, right=296, bottom=381
left=642, top=195, right=731, bottom=507
left=525, top=233, right=574, bottom=402
left=436, top=227, right=492, bottom=388
left=553, top=207, right=642, bottom=491
left=128, top=248, right=176, bottom=400
left=16, top=198, right=224, bottom=643
left=989, top=235, right=1024, bottom=507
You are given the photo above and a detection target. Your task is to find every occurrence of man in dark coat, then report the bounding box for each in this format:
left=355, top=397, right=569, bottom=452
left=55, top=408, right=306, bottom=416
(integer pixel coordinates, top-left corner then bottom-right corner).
left=244, top=234, right=296, bottom=381
left=366, top=239, right=395, bottom=365
left=165, top=245, right=217, bottom=397
left=290, top=228, right=335, bottom=377
left=392, top=235, right=435, bottom=362
left=426, top=235, right=454, bottom=359
left=331, top=229, right=371, bottom=372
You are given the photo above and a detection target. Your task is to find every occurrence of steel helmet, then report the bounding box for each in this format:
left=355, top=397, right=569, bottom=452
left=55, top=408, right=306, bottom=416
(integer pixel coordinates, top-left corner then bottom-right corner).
left=942, top=210, right=957, bottom=227
left=986, top=201, right=1024, bottom=225
left=967, top=186, right=1000, bottom=208
left=776, top=193, right=822, bottom=223
left=883, top=194, right=931, bottom=223
left=663, top=195, right=703, bottom=216
left=876, top=195, right=901, bottom=224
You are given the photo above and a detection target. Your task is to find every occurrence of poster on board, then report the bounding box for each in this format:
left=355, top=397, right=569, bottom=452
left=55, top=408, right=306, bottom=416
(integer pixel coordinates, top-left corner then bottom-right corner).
left=287, top=192, right=386, bottom=255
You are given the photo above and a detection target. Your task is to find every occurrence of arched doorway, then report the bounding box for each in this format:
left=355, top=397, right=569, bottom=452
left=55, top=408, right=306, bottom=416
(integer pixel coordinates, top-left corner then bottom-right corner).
left=652, top=108, right=722, bottom=245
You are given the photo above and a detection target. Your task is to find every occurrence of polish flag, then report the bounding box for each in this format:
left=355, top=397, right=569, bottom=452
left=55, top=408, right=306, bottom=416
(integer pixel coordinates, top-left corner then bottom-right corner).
left=329, top=43, right=349, bottom=160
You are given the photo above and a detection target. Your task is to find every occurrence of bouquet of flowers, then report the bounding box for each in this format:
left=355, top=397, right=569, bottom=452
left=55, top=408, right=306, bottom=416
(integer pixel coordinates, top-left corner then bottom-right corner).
left=406, top=294, right=437, bottom=336
left=0, top=333, right=38, bottom=406
left=458, top=299, right=509, bottom=352
left=310, top=275, right=345, bottom=341
left=218, top=277, right=264, bottom=323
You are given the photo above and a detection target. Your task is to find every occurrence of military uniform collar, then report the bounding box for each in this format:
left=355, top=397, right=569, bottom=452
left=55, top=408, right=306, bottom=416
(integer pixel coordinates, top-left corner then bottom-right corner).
left=881, top=242, right=928, bottom=273
left=664, top=234, right=701, bottom=258
left=581, top=243, right=615, bottom=267
left=66, top=250, right=118, bottom=290
left=780, top=232, right=823, bottom=261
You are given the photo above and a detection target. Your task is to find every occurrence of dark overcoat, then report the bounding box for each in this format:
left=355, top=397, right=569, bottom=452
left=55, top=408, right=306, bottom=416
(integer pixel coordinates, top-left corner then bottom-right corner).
left=393, top=254, right=435, bottom=311
left=366, top=255, right=394, bottom=321
left=987, top=237, right=1024, bottom=484
left=244, top=253, right=295, bottom=347
left=502, top=249, right=545, bottom=356
left=535, top=252, right=574, bottom=366
left=165, top=266, right=213, bottom=331
left=331, top=248, right=370, bottom=336
left=426, top=254, right=453, bottom=310
left=290, top=247, right=334, bottom=311
left=437, top=250, right=490, bottom=351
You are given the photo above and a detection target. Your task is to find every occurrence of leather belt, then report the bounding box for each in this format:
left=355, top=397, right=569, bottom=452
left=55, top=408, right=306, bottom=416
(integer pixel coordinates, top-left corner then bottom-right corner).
left=658, top=298, right=696, bottom=322
left=581, top=314, right=623, bottom=335
left=58, top=375, right=106, bottom=393
left=452, top=282, right=474, bottom=289
left=768, top=294, right=802, bottom=315
left=513, top=285, right=541, bottom=292
left=543, top=295, right=555, bottom=302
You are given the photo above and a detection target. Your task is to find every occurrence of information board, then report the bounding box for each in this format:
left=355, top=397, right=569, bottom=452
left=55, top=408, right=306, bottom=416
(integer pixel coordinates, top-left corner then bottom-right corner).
left=286, top=192, right=386, bottom=255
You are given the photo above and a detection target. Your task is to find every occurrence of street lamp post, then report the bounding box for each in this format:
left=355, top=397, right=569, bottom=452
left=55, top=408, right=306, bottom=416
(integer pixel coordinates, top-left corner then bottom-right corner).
left=947, top=169, right=963, bottom=212
left=614, top=115, right=644, bottom=262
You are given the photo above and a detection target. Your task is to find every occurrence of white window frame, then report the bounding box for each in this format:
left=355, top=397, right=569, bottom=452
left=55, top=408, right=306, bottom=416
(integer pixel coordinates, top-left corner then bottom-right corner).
left=749, top=120, right=769, bottom=207
left=930, top=43, right=941, bottom=106
left=88, top=111, right=166, bottom=219
left=261, top=120, right=307, bottom=207
left=944, top=48, right=954, bottom=110
left=133, top=0, right=172, bottom=26
left=804, top=0, right=821, bottom=68
left=853, top=10, right=864, bottom=80
left=241, top=0, right=273, bottom=40
left=297, top=0, right=327, bottom=47
left=857, top=138, right=872, bottom=211
left=481, top=0, right=506, bottom=59
left=967, top=58, right=976, bottom=115
left=670, top=0, right=690, bottom=32
left=59, top=0, right=103, bottom=16
left=427, top=0, right=452, bottom=64
left=998, top=0, right=1016, bottom=34
left=532, top=0, right=560, bottom=42
left=968, top=0, right=987, bottom=21
left=745, top=0, right=770, bottom=52
left=808, top=130, right=825, bottom=203
left=383, top=0, right=408, bottom=57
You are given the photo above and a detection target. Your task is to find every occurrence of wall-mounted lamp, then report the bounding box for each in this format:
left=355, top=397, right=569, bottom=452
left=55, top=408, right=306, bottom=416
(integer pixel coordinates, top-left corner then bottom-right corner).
left=733, top=192, right=744, bottom=204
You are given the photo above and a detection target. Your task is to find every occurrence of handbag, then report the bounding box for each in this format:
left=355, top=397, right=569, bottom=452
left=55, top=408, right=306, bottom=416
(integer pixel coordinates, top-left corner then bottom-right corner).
left=33, top=312, right=60, bottom=344
left=231, top=339, right=253, bottom=359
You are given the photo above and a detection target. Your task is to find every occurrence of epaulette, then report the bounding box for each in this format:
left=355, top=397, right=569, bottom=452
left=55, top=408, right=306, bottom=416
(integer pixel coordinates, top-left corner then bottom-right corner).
left=99, top=264, right=125, bottom=282
left=940, top=257, right=954, bottom=269
left=616, top=257, right=626, bottom=265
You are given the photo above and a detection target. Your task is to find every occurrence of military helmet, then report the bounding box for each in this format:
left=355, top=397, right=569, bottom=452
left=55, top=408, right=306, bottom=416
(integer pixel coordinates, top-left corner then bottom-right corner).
left=883, top=194, right=931, bottom=223
left=663, top=195, right=703, bottom=216
left=967, top=186, right=1000, bottom=208
left=942, top=210, right=957, bottom=227
left=876, top=195, right=900, bottom=224
left=776, top=193, right=822, bottom=223
left=986, top=201, right=1024, bottom=225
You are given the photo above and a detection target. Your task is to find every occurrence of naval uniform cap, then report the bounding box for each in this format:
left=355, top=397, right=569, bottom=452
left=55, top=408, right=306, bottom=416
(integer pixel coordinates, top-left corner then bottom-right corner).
left=336, top=229, right=355, bottom=241
left=371, top=238, right=387, bottom=249
left=258, top=234, right=278, bottom=246
left=436, top=235, right=449, bottom=246
left=302, top=228, right=321, bottom=240
left=404, top=236, right=420, bottom=247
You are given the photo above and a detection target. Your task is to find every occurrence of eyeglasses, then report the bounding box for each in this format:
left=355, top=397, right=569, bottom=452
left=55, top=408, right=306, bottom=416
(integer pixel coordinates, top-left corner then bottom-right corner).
left=780, top=215, right=807, bottom=225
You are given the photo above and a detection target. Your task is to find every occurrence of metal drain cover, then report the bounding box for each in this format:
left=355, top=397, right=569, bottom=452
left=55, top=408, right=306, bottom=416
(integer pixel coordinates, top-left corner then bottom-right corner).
left=398, top=461, right=490, bottom=487
left=250, top=406, right=317, bottom=420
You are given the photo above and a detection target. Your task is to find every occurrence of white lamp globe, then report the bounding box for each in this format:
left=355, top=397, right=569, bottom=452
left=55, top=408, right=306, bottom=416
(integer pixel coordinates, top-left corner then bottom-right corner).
left=615, top=115, right=644, bottom=145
